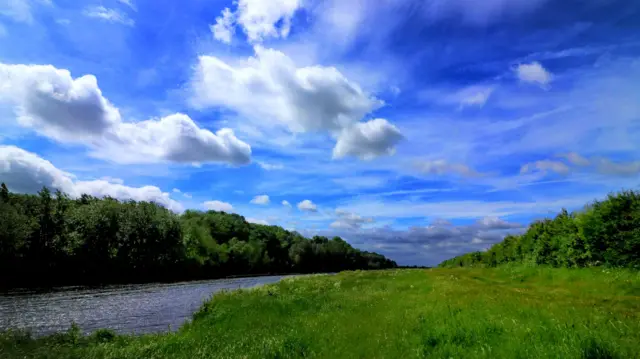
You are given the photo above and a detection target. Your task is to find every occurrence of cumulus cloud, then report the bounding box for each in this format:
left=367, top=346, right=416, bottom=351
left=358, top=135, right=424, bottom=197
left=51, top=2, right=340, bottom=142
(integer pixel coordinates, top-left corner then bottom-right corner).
left=211, top=7, right=235, bottom=44
left=332, top=119, right=403, bottom=160
left=103, top=115, right=252, bottom=165
left=415, top=159, right=481, bottom=177
left=0, top=63, right=251, bottom=165
left=250, top=194, right=270, bottom=205
left=192, top=47, right=381, bottom=133
left=330, top=209, right=374, bottom=230
left=211, top=0, right=303, bottom=43
left=0, top=64, right=120, bottom=140
left=0, top=145, right=184, bottom=212
left=515, top=62, right=553, bottom=86
left=520, top=160, right=570, bottom=175
left=83, top=6, right=134, bottom=26
left=282, top=200, right=292, bottom=207
left=203, top=200, right=234, bottom=212
left=191, top=47, right=400, bottom=160
left=297, top=199, right=317, bottom=212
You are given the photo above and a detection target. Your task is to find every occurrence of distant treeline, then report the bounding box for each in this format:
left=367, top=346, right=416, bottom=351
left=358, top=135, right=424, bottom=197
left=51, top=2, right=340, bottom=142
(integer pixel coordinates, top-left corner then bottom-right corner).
left=440, top=190, right=639, bottom=269
left=0, top=184, right=396, bottom=289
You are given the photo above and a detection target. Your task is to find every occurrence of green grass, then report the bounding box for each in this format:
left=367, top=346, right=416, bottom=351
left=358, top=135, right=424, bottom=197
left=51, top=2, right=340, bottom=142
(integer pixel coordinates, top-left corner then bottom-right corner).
left=1, top=267, right=639, bottom=358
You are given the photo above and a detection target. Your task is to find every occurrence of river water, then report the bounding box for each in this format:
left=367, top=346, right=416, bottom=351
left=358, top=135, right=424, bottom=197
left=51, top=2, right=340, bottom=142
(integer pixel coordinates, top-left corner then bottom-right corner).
left=0, top=276, right=284, bottom=337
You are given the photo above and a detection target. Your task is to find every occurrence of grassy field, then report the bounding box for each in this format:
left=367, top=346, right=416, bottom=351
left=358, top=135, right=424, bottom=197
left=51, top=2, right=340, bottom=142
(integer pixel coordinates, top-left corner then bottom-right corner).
left=1, top=267, right=639, bottom=359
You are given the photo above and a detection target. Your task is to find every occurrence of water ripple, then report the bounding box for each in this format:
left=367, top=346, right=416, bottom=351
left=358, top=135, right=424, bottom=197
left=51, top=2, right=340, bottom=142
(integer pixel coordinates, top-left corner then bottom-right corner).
left=0, top=276, right=283, bottom=336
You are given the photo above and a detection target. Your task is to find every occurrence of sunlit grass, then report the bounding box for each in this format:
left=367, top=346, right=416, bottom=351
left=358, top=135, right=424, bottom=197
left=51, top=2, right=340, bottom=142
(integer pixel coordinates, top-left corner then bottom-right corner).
left=1, top=267, right=639, bottom=358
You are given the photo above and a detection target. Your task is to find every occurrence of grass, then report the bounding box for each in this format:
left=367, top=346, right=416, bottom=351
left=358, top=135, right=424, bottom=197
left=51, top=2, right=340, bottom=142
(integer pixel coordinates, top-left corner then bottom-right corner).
left=1, top=266, right=639, bottom=359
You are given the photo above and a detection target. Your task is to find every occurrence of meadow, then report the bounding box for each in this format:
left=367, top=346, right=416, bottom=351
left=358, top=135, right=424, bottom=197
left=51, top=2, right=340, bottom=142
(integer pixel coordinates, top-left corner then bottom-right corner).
left=2, top=266, right=639, bottom=359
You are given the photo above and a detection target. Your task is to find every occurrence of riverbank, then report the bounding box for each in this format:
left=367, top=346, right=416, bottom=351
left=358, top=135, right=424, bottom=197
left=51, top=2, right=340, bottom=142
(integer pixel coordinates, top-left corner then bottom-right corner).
left=2, top=267, right=639, bottom=358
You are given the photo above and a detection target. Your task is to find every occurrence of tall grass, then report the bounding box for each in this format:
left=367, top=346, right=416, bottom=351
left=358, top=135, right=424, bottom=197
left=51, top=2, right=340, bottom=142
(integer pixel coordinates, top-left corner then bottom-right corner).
left=1, top=267, right=639, bottom=358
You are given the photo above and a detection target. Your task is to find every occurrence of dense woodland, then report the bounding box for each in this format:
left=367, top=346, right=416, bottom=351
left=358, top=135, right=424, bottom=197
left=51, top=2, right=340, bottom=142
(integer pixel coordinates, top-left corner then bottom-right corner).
left=440, top=190, right=640, bottom=269
left=0, top=184, right=396, bottom=289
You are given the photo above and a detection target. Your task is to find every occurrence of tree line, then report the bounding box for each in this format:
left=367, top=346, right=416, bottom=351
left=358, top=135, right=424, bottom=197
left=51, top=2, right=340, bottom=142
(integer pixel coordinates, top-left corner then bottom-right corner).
left=439, top=190, right=640, bottom=269
left=0, top=184, right=396, bottom=289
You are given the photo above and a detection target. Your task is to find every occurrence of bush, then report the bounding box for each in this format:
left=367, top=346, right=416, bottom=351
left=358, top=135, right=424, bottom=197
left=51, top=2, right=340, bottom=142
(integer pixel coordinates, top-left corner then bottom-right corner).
left=440, top=190, right=640, bottom=269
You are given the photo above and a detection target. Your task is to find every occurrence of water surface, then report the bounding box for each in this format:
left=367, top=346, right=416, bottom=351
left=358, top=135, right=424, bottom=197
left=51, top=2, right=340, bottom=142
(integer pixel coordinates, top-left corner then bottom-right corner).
left=0, top=276, right=283, bottom=336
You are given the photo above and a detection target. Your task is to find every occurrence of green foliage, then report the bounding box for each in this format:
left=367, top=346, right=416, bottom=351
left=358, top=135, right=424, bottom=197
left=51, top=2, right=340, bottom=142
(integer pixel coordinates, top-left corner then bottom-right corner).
left=0, top=183, right=396, bottom=288
left=440, top=190, right=640, bottom=269
left=2, top=267, right=639, bottom=358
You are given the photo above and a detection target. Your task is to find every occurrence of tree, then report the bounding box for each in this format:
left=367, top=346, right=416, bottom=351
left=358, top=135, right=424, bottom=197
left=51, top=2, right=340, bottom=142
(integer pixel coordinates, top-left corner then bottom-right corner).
left=440, top=190, right=640, bottom=269
left=0, top=188, right=396, bottom=289
left=0, top=183, right=9, bottom=203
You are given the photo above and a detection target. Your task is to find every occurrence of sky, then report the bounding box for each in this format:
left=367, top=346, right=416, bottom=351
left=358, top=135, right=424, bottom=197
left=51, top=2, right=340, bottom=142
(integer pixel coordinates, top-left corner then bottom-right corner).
left=0, top=0, right=639, bottom=266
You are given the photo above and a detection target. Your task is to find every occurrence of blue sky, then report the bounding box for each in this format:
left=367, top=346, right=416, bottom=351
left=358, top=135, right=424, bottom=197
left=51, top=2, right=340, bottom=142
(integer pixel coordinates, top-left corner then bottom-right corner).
left=1, top=0, right=639, bottom=266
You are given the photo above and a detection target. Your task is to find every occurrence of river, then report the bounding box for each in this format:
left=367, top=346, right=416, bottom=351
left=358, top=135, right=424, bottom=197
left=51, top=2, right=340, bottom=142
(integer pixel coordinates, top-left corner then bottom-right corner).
left=0, top=276, right=284, bottom=337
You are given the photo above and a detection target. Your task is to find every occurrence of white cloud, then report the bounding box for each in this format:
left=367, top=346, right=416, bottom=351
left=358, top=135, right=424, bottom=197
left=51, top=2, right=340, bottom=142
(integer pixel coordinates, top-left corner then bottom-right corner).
left=476, top=216, right=523, bottom=230
left=203, top=200, right=234, bottom=212
left=0, top=0, right=47, bottom=24
left=515, top=62, right=553, bottom=86
left=83, top=6, right=134, bottom=26
left=211, top=7, right=235, bottom=44
left=520, top=160, right=570, bottom=175
left=282, top=200, right=292, bottom=207
left=558, top=152, right=590, bottom=167
left=415, top=159, right=481, bottom=177
left=100, top=176, right=124, bottom=185
left=420, top=85, right=494, bottom=108
left=457, top=86, right=494, bottom=108
left=250, top=194, right=270, bottom=205
left=0, top=64, right=120, bottom=140
left=191, top=47, right=382, bottom=134
left=258, top=161, right=284, bottom=170
left=102, top=114, right=252, bottom=165
left=213, top=0, right=303, bottom=44
left=183, top=193, right=193, bottom=199
left=0, top=145, right=184, bottom=212
left=191, top=47, right=401, bottom=160
left=593, top=158, right=640, bottom=176
left=330, top=209, right=374, bottom=230
left=246, top=217, right=269, bottom=225
left=117, top=0, right=136, bottom=11
left=332, top=119, right=403, bottom=160
left=0, top=63, right=252, bottom=165
left=172, top=188, right=181, bottom=193
left=524, top=154, right=639, bottom=177
left=297, top=199, right=317, bottom=212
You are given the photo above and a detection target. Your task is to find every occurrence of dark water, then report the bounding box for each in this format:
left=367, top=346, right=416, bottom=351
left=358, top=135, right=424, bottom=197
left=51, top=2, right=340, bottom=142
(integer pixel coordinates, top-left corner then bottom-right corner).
left=0, top=276, right=284, bottom=337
